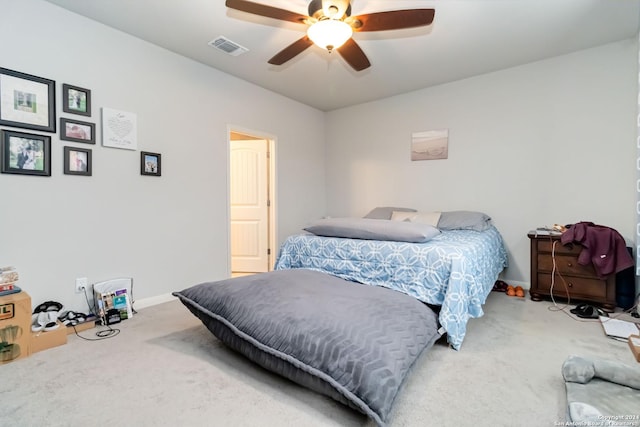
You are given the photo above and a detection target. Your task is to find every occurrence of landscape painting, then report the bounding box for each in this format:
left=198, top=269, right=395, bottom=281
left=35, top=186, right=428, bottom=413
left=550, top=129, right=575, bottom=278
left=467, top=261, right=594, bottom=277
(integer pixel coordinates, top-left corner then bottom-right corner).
left=411, top=129, right=449, bottom=161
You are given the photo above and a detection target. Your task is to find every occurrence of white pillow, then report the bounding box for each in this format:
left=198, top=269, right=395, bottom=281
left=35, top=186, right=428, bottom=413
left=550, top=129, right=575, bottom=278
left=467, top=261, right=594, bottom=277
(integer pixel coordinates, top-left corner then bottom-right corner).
left=390, top=211, right=416, bottom=222
left=391, top=211, right=441, bottom=227
left=412, top=211, right=442, bottom=227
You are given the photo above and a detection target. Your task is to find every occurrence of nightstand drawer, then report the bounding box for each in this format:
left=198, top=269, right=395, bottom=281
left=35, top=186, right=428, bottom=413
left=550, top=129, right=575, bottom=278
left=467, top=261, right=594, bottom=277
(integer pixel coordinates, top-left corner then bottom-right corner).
left=537, top=240, right=581, bottom=255
left=537, top=254, right=597, bottom=277
left=536, top=273, right=607, bottom=299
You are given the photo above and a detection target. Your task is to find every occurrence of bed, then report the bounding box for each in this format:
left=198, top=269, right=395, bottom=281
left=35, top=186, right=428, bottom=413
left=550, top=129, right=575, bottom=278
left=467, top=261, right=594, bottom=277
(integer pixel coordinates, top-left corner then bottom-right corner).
left=173, top=209, right=506, bottom=424
left=274, top=212, right=508, bottom=350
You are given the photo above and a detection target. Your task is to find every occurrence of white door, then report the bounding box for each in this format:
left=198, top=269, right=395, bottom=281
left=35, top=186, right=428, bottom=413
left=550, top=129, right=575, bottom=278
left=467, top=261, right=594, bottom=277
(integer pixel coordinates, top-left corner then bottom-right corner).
left=230, top=140, right=269, bottom=273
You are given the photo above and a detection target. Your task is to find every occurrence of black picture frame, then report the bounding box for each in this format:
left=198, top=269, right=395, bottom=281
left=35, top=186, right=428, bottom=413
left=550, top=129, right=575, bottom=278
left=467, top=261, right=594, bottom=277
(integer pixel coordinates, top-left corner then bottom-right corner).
left=60, top=118, right=95, bottom=144
left=62, top=84, right=91, bottom=117
left=0, top=68, right=56, bottom=133
left=140, top=151, right=161, bottom=176
left=0, top=129, right=51, bottom=176
left=63, top=146, right=92, bottom=176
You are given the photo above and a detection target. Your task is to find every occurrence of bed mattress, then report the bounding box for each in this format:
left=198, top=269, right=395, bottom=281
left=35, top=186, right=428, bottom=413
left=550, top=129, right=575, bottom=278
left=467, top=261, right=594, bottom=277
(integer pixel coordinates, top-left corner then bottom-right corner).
left=274, top=226, right=508, bottom=349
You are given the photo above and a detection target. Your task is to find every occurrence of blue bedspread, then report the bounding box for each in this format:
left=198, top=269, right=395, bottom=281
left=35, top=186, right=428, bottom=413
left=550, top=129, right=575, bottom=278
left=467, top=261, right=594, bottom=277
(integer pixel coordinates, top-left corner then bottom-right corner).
left=274, top=226, right=508, bottom=350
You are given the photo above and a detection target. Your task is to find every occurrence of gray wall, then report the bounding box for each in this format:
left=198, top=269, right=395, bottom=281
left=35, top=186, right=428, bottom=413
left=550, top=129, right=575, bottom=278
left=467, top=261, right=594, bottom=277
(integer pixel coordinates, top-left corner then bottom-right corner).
left=325, top=40, right=638, bottom=286
left=0, top=0, right=326, bottom=310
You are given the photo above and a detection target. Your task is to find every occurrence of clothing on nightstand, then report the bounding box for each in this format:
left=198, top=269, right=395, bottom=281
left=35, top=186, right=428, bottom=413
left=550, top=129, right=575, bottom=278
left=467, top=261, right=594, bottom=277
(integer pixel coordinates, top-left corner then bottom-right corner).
left=560, top=221, right=634, bottom=278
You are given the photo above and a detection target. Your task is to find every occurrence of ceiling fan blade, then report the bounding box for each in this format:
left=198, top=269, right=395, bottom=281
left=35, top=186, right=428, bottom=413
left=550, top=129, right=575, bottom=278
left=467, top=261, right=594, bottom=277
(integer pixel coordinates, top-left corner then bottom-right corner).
left=225, top=0, right=309, bottom=24
left=350, top=9, right=435, bottom=32
left=337, top=38, right=371, bottom=71
left=268, top=36, right=314, bottom=65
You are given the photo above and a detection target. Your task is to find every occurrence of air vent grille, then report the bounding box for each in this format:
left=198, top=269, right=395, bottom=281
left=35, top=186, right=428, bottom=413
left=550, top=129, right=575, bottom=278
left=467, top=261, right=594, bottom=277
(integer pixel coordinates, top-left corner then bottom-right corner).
left=208, top=36, right=248, bottom=56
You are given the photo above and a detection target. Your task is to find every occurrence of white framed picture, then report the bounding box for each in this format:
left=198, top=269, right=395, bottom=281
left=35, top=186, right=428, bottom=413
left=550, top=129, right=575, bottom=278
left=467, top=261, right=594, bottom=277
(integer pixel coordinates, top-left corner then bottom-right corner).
left=411, top=129, right=449, bottom=161
left=102, top=107, right=137, bottom=150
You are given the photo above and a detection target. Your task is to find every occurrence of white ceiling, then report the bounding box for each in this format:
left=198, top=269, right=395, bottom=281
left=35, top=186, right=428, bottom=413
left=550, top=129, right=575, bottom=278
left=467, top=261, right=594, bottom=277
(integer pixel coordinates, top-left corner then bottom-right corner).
left=44, top=0, right=640, bottom=111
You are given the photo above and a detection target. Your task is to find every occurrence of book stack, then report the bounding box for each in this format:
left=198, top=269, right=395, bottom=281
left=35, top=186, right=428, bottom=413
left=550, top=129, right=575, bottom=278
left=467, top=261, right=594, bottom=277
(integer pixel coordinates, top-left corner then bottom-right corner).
left=0, top=266, right=21, bottom=296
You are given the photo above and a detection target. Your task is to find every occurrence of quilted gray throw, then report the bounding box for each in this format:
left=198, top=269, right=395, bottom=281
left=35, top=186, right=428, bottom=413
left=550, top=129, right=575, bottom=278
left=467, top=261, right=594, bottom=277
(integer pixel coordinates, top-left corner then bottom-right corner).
left=173, top=269, right=441, bottom=426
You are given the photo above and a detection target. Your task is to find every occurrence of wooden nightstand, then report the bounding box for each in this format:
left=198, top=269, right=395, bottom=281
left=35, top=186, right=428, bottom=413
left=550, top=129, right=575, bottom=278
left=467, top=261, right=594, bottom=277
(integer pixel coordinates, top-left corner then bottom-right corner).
left=527, top=231, right=616, bottom=311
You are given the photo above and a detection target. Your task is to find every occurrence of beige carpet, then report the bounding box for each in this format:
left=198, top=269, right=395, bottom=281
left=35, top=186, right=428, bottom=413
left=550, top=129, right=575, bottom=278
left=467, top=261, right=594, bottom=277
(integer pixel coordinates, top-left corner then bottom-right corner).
left=0, top=291, right=637, bottom=427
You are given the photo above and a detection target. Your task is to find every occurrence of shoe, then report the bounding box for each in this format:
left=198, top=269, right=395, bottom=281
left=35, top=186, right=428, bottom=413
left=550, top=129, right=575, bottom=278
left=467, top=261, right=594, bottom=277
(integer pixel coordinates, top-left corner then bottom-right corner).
left=515, top=286, right=525, bottom=298
left=32, top=301, right=63, bottom=331
left=506, top=285, right=516, bottom=296
left=33, top=300, right=63, bottom=314
left=31, top=312, right=48, bottom=332
left=59, top=311, right=87, bottom=326
left=492, top=280, right=509, bottom=292
left=43, top=312, right=60, bottom=331
left=570, top=303, right=608, bottom=319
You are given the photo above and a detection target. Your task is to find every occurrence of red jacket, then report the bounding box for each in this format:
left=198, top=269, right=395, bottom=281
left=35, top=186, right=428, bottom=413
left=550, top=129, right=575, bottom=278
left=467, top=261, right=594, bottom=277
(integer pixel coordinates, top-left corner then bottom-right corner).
left=560, top=222, right=633, bottom=278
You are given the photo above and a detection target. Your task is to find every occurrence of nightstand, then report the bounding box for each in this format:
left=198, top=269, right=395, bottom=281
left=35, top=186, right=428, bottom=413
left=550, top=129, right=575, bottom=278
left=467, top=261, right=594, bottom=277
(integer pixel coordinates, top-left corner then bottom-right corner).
left=527, top=231, right=616, bottom=311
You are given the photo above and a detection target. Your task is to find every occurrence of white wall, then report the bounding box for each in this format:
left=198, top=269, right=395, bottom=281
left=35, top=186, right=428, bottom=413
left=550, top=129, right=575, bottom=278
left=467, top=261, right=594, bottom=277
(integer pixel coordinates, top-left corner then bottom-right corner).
left=325, top=40, right=638, bottom=286
left=2, top=1, right=635, bottom=312
left=0, top=0, right=326, bottom=311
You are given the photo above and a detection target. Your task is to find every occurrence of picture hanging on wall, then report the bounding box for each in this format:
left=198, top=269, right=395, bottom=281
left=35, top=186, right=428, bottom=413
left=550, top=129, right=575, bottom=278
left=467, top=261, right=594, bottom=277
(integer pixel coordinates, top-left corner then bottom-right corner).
left=63, top=146, right=92, bottom=176
left=62, top=83, right=91, bottom=117
left=60, top=118, right=95, bottom=144
left=140, top=151, right=161, bottom=176
left=411, top=129, right=449, bottom=161
left=0, top=68, right=56, bottom=133
left=101, top=107, right=137, bottom=150
left=0, top=129, right=51, bottom=176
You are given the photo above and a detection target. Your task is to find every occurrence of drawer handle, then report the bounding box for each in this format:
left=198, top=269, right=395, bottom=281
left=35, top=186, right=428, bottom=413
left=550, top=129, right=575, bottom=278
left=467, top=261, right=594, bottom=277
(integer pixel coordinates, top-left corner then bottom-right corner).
left=568, top=282, right=573, bottom=288
left=567, top=262, right=573, bottom=267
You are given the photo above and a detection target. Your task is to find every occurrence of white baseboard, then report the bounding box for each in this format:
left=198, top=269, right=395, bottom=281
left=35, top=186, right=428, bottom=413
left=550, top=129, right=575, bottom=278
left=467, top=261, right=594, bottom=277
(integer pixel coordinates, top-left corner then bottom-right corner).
left=133, top=293, right=175, bottom=310
left=131, top=281, right=532, bottom=310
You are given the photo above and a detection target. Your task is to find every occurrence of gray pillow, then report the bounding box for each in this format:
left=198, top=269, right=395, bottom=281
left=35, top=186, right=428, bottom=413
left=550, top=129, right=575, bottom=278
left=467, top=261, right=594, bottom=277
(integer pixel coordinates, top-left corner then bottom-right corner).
left=438, top=211, right=491, bottom=231
left=363, top=206, right=416, bottom=220
left=304, top=217, right=440, bottom=243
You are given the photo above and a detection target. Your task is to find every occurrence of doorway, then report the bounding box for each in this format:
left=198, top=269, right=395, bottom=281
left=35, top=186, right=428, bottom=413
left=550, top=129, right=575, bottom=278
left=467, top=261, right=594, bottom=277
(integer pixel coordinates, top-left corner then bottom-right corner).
left=229, top=130, right=275, bottom=276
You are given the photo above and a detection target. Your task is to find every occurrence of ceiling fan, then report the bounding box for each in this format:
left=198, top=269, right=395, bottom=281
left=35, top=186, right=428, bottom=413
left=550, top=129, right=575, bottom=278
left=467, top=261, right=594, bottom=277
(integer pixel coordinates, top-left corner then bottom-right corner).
left=225, top=0, right=435, bottom=71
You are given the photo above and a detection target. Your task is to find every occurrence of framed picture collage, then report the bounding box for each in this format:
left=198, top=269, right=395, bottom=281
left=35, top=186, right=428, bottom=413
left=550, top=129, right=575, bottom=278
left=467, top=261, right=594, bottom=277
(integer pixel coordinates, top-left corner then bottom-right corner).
left=0, top=67, right=161, bottom=178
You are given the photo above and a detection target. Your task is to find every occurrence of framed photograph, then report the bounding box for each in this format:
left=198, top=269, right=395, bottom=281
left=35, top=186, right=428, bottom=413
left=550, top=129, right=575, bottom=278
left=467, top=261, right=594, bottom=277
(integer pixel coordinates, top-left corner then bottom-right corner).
left=141, top=151, right=161, bottom=176
left=63, top=146, right=92, bottom=176
left=60, top=118, right=95, bottom=144
left=0, top=129, right=51, bottom=176
left=62, top=84, right=91, bottom=117
left=0, top=68, right=56, bottom=133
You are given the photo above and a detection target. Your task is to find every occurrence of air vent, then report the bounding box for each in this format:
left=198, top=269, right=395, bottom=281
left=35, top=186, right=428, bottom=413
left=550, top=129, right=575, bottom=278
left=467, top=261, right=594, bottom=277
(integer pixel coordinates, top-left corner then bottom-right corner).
left=208, top=36, right=248, bottom=56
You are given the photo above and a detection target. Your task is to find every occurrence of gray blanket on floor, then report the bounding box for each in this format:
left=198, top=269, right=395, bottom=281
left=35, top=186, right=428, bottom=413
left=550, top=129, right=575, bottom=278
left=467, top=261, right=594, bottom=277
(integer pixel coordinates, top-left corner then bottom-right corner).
left=562, top=355, right=640, bottom=423
left=173, top=269, right=441, bottom=426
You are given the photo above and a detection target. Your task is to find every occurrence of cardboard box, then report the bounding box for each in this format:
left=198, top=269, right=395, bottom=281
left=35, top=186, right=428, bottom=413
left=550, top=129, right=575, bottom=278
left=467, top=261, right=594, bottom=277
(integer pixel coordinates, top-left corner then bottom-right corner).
left=629, top=335, right=640, bottom=363
left=31, top=321, right=67, bottom=354
left=66, top=319, right=96, bottom=335
left=0, top=291, right=31, bottom=364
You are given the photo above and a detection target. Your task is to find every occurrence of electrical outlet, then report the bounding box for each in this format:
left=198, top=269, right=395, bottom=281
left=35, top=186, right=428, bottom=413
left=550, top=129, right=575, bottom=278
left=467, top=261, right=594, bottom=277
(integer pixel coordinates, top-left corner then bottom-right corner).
left=75, top=277, right=88, bottom=293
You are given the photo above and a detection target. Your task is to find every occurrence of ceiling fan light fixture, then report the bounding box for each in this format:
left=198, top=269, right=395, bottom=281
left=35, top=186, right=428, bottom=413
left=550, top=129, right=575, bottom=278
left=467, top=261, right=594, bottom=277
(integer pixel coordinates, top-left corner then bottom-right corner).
left=306, top=19, right=352, bottom=52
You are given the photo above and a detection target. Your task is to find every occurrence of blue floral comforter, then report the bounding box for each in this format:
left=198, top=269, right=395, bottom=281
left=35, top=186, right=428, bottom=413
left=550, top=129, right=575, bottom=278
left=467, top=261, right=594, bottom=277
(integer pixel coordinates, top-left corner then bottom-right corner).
left=274, top=226, right=508, bottom=350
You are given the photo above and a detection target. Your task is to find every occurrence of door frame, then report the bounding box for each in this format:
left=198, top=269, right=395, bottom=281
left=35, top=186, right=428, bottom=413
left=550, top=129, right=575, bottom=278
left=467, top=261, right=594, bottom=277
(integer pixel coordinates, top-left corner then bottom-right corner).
left=226, top=125, right=277, bottom=276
